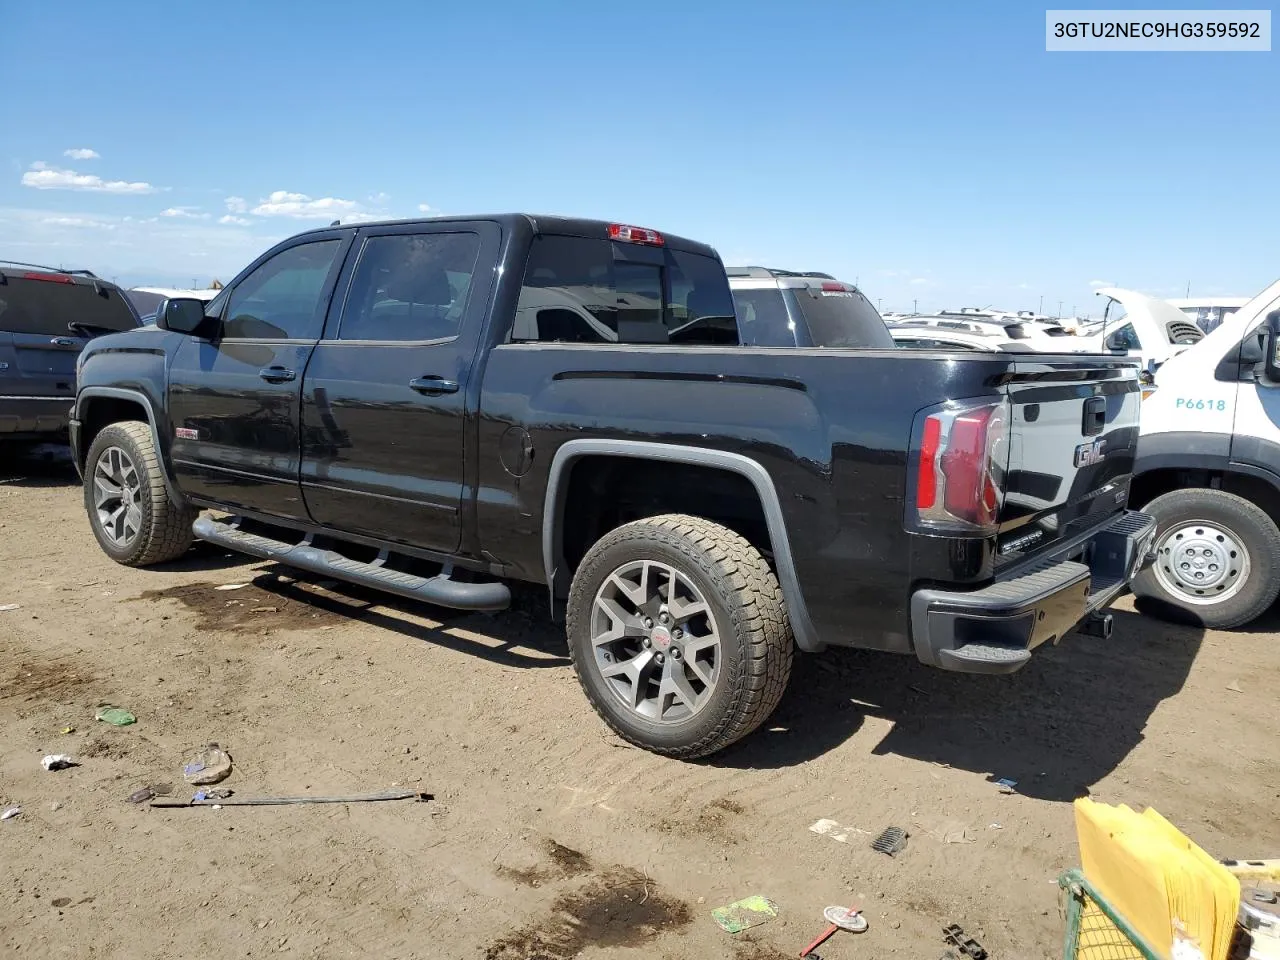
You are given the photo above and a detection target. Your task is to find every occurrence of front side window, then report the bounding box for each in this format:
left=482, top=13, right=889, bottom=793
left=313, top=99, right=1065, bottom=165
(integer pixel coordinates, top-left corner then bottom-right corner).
left=513, top=235, right=736, bottom=346
left=223, top=240, right=342, bottom=340
left=339, top=232, right=481, bottom=342
left=732, top=289, right=798, bottom=346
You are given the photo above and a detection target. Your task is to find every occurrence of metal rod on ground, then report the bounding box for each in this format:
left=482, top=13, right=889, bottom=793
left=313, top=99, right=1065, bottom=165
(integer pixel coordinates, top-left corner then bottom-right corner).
left=151, top=789, right=431, bottom=808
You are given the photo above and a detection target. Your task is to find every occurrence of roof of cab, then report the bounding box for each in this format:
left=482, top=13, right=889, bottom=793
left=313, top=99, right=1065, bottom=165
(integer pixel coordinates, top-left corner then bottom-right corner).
left=293, top=214, right=720, bottom=258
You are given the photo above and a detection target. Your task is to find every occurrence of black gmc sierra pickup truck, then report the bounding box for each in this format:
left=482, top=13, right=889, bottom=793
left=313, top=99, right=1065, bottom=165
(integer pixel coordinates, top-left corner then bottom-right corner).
left=71, top=214, right=1156, bottom=758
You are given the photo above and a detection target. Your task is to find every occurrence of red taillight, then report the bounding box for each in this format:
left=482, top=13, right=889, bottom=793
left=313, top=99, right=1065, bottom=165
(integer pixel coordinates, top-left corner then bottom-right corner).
left=941, top=407, right=999, bottom=526
left=821, top=281, right=848, bottom=293
left=912, top=400, right=1007, bottom=532
left=608, top=223, right=665, bottom=246
left=917, top=416, right=941, bottom=509
left=22, top=271, right=74, bottom=284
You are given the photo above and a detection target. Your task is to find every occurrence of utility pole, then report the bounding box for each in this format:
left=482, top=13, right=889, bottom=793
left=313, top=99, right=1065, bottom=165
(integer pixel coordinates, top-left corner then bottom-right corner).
left=913, top=298, right=918, bottom=314
left=1039, top=295, right=1044, bottom=315
left=1186, top=280, right=1191, bottom=297
left=1057, top=300, right=1063, bottom=319
left=877, top=298, right=883, bottom=313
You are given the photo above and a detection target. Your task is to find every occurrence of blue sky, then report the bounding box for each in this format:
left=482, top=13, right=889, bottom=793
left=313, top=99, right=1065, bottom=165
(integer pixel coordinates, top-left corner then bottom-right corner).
left=2, top=0, right=1276, bottom=315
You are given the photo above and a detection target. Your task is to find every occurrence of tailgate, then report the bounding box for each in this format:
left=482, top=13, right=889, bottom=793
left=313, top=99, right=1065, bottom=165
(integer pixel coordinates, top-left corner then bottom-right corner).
left=997, top=356, right=1141, bottom=561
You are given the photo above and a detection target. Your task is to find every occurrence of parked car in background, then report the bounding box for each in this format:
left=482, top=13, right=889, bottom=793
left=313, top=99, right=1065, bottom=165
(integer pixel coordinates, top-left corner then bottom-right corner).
left=892, top=315, right=1080, bottom=350
left=71, top=218, right=1153, bottom=758
left=1077, top=287, right=1204, bottom=370
left=0, top=262, right=139, bottom=441
left=726, top=266, right=895, bottom=348
left=126, top=287, right=220, bottom=325
left=889, top=326, right=1023, bottom=351
left=1165, top=296, right=1250, bottom=335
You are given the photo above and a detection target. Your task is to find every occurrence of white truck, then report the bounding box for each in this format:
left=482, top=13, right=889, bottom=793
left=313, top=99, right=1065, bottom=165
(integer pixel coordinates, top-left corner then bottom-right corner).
left=1129, top=277, right=1280, bottom=627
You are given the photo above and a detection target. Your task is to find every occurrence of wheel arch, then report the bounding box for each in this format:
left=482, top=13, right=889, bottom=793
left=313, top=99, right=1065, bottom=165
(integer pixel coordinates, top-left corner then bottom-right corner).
left=76, top=387, right=186, bottom=507
left=543, top=439, right=822, bottom=652
left=1132, top=459, right=1280, bottom=529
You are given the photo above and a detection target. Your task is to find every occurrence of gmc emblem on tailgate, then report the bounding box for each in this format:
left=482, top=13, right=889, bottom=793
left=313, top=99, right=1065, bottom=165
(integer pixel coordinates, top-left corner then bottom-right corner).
left=1074, top=439, right=1106, bottom=467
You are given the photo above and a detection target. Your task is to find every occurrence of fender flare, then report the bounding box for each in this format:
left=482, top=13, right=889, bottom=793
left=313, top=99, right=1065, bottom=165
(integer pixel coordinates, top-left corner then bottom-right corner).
left=542, top=439, right=822, bottom=652
left=75, top=386, right=187, bottom=507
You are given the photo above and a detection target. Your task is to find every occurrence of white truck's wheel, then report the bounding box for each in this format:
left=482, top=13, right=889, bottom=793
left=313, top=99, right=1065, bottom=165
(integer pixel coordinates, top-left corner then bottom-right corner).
left=1132, top=488, right=1280, bottom=629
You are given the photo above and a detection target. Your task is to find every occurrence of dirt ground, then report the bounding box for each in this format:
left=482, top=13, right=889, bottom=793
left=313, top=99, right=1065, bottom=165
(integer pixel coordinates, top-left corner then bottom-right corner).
left=2, top=445, right=1277, bottom=960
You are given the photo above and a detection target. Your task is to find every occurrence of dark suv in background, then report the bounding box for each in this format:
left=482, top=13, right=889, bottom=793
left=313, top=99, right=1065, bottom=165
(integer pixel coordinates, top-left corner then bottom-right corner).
left=0, top=262, right=140, bottom=441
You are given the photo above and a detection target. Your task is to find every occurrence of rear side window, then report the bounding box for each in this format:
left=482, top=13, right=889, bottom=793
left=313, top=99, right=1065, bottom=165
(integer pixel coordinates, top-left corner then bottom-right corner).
left=731, top=289, right=798, bottom=346
left=513, top=235, right=737, bottom=346
left=0, top=276, right=139, bottom=336
left=788, top=286, right=895, bottom=349
left=338, top=232, right=481, bottom=342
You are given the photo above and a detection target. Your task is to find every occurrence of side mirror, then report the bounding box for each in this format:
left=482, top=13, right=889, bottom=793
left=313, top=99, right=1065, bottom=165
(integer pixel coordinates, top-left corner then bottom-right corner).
left=1104, top=330, right=1128, bottom=353
left=156, top=298, right=212, bottom=336
left=1264, top=310, right=1280, bottom=382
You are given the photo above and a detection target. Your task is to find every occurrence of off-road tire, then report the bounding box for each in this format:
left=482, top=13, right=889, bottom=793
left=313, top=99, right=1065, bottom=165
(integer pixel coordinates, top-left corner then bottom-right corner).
left=1132, top=488, right=1280, bottom=629
left=84, top=421, right=196, bottom=566
left=566, top=514, right=793, bottom=759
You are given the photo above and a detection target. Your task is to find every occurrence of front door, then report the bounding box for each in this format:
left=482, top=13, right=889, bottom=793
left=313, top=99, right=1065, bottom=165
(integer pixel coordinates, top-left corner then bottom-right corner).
left=299, top=222, right=498, bottom=553
left=167, top=234, right=349, bottom=520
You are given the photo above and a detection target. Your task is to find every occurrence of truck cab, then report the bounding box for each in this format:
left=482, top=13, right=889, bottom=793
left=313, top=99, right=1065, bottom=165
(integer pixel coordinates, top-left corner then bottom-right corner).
left=1129, top=277, right=1280, bottom=627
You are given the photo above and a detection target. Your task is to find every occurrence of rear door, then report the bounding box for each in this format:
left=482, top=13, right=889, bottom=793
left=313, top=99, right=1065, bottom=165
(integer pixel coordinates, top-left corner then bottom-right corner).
left=997, top=357, right=1141, bottom=560
left=298, top=221, right=499, bottom=553
left=167, top=234, right=349, bottom=519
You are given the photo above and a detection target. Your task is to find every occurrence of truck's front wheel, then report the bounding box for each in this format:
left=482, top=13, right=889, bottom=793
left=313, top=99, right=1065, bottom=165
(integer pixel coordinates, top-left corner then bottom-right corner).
left=1131, top=488, right=1280, bottom=629
left=84, top=421, right=196, bottom=566
left=566, top=514, right=793, bottom=759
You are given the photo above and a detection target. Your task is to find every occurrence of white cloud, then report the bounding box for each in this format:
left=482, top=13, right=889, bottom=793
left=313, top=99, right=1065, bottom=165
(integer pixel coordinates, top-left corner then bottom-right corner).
left=161, top=206, right=209, bottom=219
left=22, top=161, right=158, bottom=194
left=1016, top=282, right=1031, bottom=290
left=224, top=196, right=248, bottom=214
left=251, top=190, right=358, bottom=219
left=909, top=277, right=933, bottom=286
left=218, top=214, right=251, bottom=225
left=63, top=148, right=100, bottom=160
left=1089, top=279, right=1114, bottom=288
left=339, top=211, right=390, bottom=224
left=41, top=216, right=114, bottom=230
left=417, top=203, right=433, bottom=214
left=369, top=191, right=390, bottom=204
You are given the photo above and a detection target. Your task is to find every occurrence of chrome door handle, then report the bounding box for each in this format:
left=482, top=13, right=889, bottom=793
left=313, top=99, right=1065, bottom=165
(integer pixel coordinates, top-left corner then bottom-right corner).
left=259, top=365, right=296, bottom=383
left=50, top=337, right=76, bottom=346
left=409, top=376, right=459, bottom=395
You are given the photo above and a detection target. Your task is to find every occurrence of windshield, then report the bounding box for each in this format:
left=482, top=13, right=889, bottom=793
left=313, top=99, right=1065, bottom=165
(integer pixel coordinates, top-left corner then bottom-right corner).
left=787, top=286, right=894, bottom=348
left=0, top=276, right=140, bottom=335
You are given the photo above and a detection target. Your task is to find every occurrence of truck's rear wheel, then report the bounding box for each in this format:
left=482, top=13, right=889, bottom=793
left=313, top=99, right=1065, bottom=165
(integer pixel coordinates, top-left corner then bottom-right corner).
left=566, top=514, right=793, bottom=759
left=84, top=421, right=196, bottom=566
left=1131, top=488, right=1280, bottom=629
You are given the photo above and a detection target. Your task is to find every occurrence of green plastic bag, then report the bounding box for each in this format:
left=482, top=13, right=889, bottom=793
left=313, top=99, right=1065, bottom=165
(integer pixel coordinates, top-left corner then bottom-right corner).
left=95, top=706, right=136, bottom=727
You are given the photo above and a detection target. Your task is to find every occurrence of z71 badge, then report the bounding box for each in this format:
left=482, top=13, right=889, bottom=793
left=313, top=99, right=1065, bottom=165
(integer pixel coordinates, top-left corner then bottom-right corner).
left=1074, top=439, right=1106, bottom=467
left=175, top=427, right=199, bottom=440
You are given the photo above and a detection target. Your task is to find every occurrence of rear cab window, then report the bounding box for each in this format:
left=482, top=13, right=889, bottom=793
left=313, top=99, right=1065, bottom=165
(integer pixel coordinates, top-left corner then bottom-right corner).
left=513, top=235, right=737, bottom=345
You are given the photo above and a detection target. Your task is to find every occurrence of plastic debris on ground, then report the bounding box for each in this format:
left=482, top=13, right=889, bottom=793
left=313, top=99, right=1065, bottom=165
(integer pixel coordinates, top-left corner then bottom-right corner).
left=800, top=903, right=867, bottom=957
left=0, top=603, right=21, bottom=612
left=809, top=817, right=870, bottom=844
left=1, top=807, right=20, bottom=821
left=995, top=777, right=1017, bottom=794
left=215, top=583, right=248, bottom=591
left=872, top=826, right=909, bottom=856
left=127, top=784, right=176, bottom=804
left=193, top=788, right=234, bottom=801
left=182, top=744, right=233, bottom=785
left=95, top=706, right=136, bottom=726
left=711, top=896, right=778, bottom=934
left=41, top=754, right=76, bottom=771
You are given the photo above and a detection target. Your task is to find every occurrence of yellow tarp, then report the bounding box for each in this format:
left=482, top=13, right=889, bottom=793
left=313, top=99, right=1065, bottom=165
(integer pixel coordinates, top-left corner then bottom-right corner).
left=1073, top=799, right=1240, bottom=960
